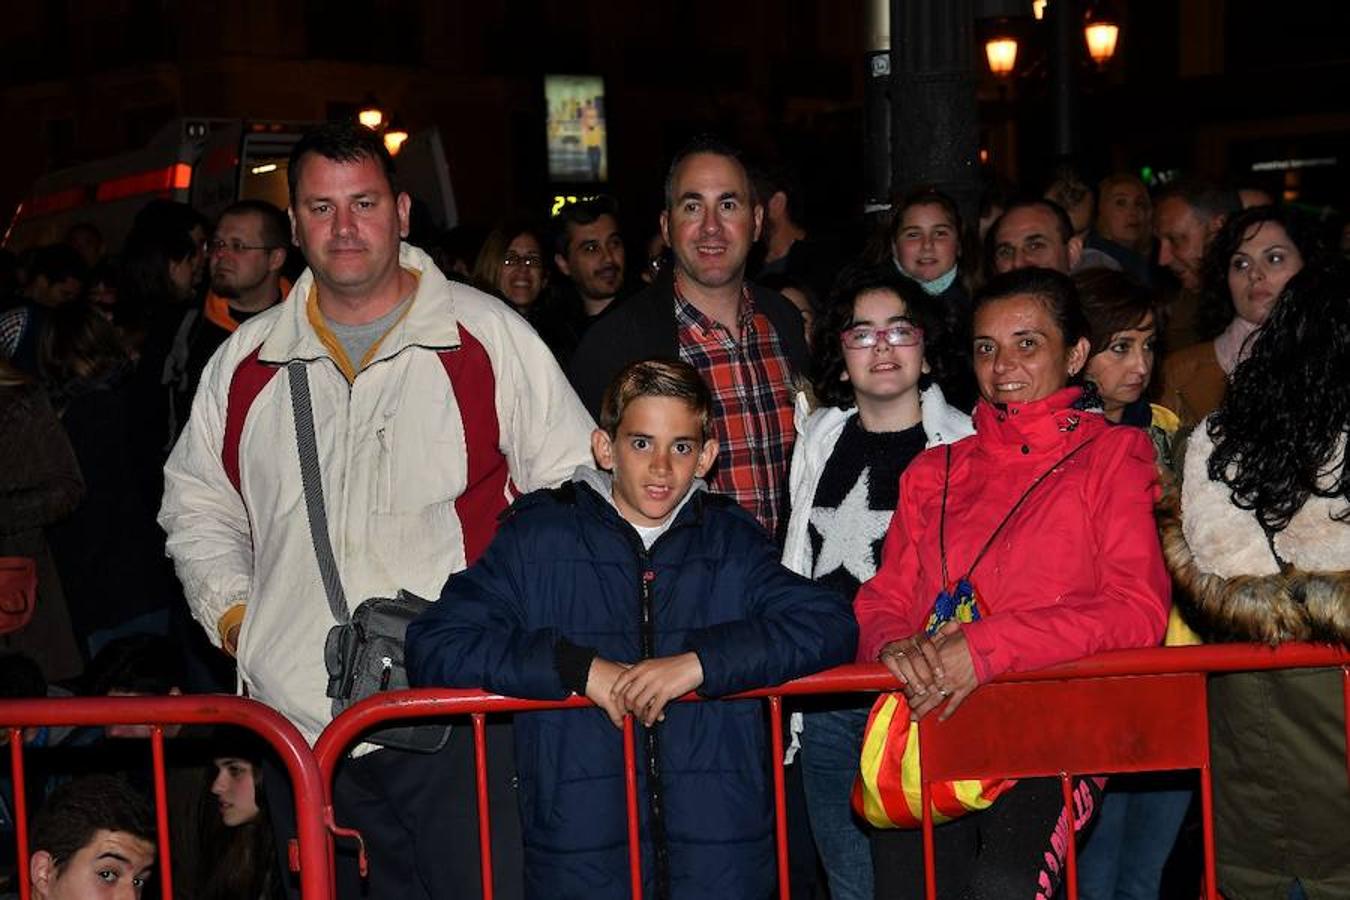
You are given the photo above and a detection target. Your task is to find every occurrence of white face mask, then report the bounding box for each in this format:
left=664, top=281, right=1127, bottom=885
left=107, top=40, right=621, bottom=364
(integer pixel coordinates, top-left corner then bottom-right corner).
left=894, top=257, right=958, bottom=296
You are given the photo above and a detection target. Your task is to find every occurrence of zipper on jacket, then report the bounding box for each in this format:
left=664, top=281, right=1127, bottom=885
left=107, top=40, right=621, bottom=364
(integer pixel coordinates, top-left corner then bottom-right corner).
left=580, top=481, right=704, bottom=900
left=637, top=556, right=672, bottom=900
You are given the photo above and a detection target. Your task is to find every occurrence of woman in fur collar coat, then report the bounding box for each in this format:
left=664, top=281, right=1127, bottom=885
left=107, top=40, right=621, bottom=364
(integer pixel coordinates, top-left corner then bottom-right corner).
left=1161, top=261, right=1350, bottom=900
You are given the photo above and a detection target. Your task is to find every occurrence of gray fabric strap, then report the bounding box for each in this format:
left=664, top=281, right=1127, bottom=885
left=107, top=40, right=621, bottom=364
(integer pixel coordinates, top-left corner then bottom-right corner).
left=287, top=361, right=349, bottom=624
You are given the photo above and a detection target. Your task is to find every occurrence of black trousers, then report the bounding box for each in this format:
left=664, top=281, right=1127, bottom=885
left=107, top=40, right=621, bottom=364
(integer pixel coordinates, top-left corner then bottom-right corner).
left=871, top=776, right=1103, bottom=900
left=267, top=720, right=524, bottom=900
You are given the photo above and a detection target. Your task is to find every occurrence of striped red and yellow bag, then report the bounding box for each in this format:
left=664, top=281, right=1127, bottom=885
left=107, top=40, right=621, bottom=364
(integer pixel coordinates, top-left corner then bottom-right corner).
left=850, top=691, right=1015, bottom=829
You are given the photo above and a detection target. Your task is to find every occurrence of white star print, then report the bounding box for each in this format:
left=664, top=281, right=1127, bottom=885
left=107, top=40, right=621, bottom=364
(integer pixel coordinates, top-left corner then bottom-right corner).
left=811, top=468, right=894, bottom=583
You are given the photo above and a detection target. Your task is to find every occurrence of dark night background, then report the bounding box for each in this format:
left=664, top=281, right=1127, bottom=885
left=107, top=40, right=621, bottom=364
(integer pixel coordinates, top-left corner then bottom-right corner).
left=2, top=0, right=1348, bottom=246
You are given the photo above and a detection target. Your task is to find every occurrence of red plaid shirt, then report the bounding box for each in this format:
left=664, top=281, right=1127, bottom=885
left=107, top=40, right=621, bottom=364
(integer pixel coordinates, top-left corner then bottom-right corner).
left=675, top=285, right=798, bottom=536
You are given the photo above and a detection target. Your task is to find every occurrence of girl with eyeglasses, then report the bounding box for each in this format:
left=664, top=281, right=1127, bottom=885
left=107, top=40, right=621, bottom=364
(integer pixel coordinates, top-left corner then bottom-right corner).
left=781, top=265, right=973, bottom=900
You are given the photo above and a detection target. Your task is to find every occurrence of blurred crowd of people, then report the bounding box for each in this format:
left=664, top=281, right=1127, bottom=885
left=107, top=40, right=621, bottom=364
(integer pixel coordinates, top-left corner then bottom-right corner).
left=2, top=119, right=1348, bottom=900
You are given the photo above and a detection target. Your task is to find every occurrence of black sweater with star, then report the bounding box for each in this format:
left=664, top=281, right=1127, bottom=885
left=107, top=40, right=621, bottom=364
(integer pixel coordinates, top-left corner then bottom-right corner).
left=807, top=417, right=927, bottom=602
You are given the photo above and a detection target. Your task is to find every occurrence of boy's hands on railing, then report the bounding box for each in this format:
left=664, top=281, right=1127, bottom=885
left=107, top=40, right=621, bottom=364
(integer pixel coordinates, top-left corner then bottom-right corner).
left=611, top=652, right=705, bottom=727
left=585, top=657, right=632, bottom=728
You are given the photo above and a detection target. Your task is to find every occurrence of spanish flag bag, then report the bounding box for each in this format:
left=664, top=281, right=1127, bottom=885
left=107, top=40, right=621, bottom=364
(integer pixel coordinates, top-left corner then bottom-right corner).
left=851, top=439, right=1094, bottom=829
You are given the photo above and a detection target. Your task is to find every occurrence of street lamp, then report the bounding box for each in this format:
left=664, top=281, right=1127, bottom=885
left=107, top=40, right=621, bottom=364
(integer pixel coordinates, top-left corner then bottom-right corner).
left=358, top=95, right=385, bottom=130
left=1083, top=6, right=1120, bottom=68
left=985, top=33, right=1019, bottom=78
left=383, top=120, right=409, bottom=156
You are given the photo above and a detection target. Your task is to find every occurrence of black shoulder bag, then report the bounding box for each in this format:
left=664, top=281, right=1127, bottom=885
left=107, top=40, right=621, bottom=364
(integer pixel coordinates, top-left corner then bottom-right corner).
left=288, top=361, right=451, bottom=753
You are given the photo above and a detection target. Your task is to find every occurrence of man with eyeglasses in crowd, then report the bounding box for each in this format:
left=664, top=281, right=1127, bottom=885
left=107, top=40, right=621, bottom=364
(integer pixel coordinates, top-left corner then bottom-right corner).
left=162, top=200, right=293, bottom=444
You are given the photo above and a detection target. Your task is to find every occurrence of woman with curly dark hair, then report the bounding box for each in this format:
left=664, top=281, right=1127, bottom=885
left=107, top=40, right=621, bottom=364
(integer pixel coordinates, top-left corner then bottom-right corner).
left=1161, top=260, right=1350, bottom=898
left=781, top=265, right=973, bottom=900
left=1159, top=205, right=1325, bottom=426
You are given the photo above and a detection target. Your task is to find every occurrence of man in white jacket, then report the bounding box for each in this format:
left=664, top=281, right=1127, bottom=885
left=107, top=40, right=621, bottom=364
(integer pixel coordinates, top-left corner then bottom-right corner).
left=159, top=122, right=593, bottom=900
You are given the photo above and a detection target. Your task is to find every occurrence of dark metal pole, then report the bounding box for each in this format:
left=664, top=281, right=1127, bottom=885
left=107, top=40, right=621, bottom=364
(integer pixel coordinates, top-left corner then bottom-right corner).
left=1049, top=0, right=1081, bottom=162
left=863, top=0, right=892, bottom=213
left=889, top=0, right=981, bottom=226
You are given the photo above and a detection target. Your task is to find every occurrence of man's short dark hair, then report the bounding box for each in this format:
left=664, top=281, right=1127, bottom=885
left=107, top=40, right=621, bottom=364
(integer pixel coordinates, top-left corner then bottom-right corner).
left=552, top=195, right=621, bottom=258
left=31, top=775, right=155, bottom=870
left=28, top=244, right=87, bottom=287
left=996, top=198, right=1076, bottom=245
left=663, top=135, right=755, bottom=211
left=287, top=120, right=397, bottom=207
left=752, top=163, right=806, bottom=227
left=217, top=199, right=290, bottom=251
left=85, top=634, right=184, bottom=696
left=1153, top=178, right=1240, bottom=221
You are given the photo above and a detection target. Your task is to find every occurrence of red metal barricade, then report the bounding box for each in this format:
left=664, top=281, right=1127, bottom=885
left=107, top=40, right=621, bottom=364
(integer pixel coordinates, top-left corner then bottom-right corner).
left=313, top=643, right=1350, bottom=900
left=1, top=694, right=331, bottom=900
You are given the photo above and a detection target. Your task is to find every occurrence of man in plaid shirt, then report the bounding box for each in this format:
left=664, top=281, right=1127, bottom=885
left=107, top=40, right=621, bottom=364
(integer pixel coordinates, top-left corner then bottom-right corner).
left=570, top=137, right=810, bottom=537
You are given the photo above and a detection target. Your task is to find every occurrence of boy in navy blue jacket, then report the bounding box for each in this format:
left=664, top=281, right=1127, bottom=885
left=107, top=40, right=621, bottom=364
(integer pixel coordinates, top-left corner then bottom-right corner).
left=406, top=359, right=857, bottom=900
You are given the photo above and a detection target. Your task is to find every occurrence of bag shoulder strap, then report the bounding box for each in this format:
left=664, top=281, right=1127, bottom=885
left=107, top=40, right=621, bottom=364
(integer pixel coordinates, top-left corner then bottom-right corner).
left=940, top=437, right=1097, bottom=585
left=287, top=361, right=349, bottom=624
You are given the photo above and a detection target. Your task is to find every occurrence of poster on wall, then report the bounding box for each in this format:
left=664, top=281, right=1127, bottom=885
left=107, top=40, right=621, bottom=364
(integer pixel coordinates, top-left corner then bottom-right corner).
left=546, top=75, right=608, bottom=183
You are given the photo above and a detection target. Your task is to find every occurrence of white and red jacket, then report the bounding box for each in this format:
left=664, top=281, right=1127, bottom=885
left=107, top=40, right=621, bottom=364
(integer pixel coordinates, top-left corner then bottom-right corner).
left=159, top=243, right=595, bottom=743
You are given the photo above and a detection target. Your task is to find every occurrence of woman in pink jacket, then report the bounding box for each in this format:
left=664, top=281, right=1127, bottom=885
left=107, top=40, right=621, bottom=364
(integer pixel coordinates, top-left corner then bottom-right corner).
left=855, top=267, right=1170, bottom=898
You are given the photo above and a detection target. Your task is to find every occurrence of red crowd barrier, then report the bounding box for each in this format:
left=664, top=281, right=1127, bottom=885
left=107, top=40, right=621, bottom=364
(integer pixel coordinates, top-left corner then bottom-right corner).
left=313, top=642, right=1350, bottom=900
left=0, top=694, right=330, bottom=900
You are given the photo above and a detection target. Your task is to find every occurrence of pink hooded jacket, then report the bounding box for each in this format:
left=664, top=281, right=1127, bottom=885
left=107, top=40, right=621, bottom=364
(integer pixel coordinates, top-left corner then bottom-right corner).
left=854, top=387, right=1170, bottom=682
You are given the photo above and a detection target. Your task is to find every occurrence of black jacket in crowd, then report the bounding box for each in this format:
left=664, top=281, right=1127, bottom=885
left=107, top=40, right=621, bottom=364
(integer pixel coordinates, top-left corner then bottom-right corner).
left=567, top=276, right=811, bottom=419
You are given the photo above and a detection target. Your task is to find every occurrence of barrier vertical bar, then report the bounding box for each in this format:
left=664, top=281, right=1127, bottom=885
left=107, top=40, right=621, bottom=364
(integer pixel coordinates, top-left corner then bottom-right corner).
left=1060, top=773, right=1077, bottom=899
left=1200, top=762, right=1217, bottom=900
left=1200, top=680, right=1218, bottom=900
left=921, top=775, right=937, bottom=900
left=472, top=713, right=495, bottom=900
left=768, top=696, right=790, bottom=900
left=623, top=715, right=642, bottom=900
left=9, top=729, right=30, bottom=900
left=150, top=727, right=175, bottom=900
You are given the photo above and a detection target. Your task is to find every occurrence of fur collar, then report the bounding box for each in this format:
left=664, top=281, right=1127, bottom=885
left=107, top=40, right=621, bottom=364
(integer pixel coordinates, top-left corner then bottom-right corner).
left=1159, top=471, right=1350, bottom=646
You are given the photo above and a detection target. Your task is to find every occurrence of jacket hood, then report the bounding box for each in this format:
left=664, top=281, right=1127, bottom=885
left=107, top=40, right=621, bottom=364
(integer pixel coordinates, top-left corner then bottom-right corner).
left=973, top=386, right=1104, bottom=454
left=1160, top=471, right=1350, bottom=646
left=569, top=464, right=708, bottom=531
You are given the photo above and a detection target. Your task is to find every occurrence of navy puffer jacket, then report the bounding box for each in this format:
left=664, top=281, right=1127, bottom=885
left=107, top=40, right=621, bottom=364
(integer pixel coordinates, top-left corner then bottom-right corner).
left=407, top=477, right=857, bottom=900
